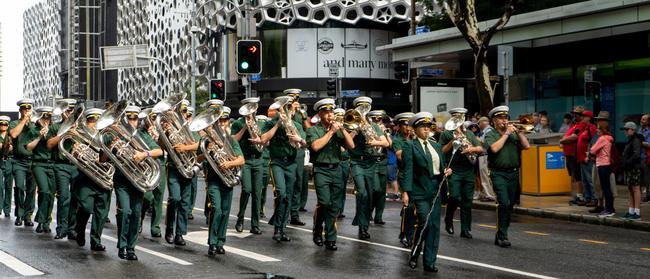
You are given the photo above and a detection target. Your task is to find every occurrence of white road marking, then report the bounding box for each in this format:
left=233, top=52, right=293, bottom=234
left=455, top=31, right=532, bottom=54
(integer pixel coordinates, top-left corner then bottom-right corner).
left=0, top=250, right=45, bottom=276
left=98, top=234, right=193, bottom=266
left=184, top=231, right=280, bottom=262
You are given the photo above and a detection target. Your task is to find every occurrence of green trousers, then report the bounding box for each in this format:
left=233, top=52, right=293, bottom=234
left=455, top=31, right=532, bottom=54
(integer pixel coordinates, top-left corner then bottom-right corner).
left=290, top=149, right=305, bottom=219
left=75, top=175, right=111, bottom=247
left=412, top=196, right=441, bottom=267
left=445, top=168, right=476, bottom=232
left=399, top=203, right=416, bottom=243
left=237, top=158, right=264, bottom=229
left=53, top=163, right=77, bottom=235
left=351, top=161, right=377, bottom=230
left=166, top=166, right=193, bottom=236
left=339, top=160, right=350, bottom=214
left=142, top=160, right=166, bottom=235
left=1, top=159, right=13, bottom=216
left=313, top=165, right=344, bottom=241
left=371, top=159, right=388, bottom=222
left=268, top=158, right=297, bottom=231
left=115, top=180, right=143, bottom=250
left=300, top=166, right=310, bottom=210
left=13, top=158, right=35, bottom=220
left=491, top=170, right=519, bottom=240
left=207, top=176, right=233, bottom=246
left=33, top=162, right=56, bottom=226
left=190, top=176, right=198, bottom=216
left=260, top=160, right=270, bottom=216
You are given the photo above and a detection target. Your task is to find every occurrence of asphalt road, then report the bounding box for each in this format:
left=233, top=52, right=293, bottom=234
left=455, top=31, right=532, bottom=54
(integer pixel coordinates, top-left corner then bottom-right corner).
left=1, top=180, right=650, bottom=279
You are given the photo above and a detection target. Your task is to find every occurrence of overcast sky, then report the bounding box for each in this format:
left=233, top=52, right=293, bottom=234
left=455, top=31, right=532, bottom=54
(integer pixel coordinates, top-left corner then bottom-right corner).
left=1, top=0, right=41, bottom=112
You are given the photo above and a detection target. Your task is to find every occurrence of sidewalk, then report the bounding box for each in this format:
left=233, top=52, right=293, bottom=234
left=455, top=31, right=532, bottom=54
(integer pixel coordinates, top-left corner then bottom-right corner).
left=472, top=185, right=650, bottom=232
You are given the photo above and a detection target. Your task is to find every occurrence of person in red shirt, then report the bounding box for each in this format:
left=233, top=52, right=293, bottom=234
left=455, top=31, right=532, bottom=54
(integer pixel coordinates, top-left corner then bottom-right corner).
left=576, top=111, right=597, bottom=206
left=560, top=106, right=586, bottom=205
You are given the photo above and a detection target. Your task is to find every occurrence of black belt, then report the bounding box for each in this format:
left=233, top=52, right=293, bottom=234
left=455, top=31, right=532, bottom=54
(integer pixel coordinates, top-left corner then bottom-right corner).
left=274, top=156, right=296, bottom=162
left=55, top=160, right=72, bottom=164
left=314, top=162, right=340, bottom=169
left=373, top=156, right=387, bottom=162
left=492, top=167, right=519, bottom=173
left=246, top=153, right=262, bottom=159
left=14, top=156, right=31, bottom=160
left=32, top=159, right=54, bottom=164
left=351, top=155, right=373, bottom=162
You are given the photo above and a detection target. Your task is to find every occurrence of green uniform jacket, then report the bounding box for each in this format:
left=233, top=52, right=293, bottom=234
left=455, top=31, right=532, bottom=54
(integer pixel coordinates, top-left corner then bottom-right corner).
left=306, top=124, right=346, bottom=164
left=230, top=117, right=263, bottom=159
left=483, top=130, right=521, bottom=169
left=29, top=123, right=54, bottom=161
left=48, top=123, right=72, bottom=162
left=399, top=139, right=446, bottom=200
left=439, top=130, right=480, bottom=169
left=262, top=115, right=305, bottom=159
left=348, top=123, right=384, bottom=160
left=8, top=120, right=36, bottom=159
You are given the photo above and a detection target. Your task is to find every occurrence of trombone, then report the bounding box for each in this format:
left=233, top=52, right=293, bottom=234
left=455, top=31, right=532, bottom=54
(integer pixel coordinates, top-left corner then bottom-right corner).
left=508, top=114, right=535, bottom=133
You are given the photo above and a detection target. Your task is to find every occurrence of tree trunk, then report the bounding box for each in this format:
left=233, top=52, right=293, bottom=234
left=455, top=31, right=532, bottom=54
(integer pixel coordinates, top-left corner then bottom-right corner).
left=474, top=47, right=494, bottom=116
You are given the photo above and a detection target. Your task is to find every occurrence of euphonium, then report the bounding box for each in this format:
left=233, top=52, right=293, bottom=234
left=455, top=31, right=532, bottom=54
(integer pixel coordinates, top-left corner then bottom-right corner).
left=343, top=104, right=383, bottom=154
left=58, top=105, right=115, bottom=190
left=95, top=100, right=161, bottom=192
left=153, top=93, right=200, bottom=178
left=444, top=115, right=477, bottom=164
left=238, top=101, right=264, bottom=153
left=189, top=106, right=242, bottom=187
left=271, top=96, right=301, bottom=149
left=138, top=108, right=159, bottom=142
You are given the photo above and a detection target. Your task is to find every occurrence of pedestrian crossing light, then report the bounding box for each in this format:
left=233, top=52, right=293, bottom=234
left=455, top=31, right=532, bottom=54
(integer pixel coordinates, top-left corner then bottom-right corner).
left=210, top=79, right=225, bottom=100
left=237, top=40, right=262, bottom=75
left=327, top=78, right=337, bottom=97
left=585, top=81, right=601, bottom=101
left=394, top=62, right=409, bottom=82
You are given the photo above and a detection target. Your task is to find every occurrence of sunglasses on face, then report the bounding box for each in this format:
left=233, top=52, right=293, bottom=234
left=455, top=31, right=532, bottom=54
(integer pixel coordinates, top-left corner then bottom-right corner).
left=86, top=115, right=100, bottom=120
left=20, top=105, right=33, bottom=110
left=0, top=122, right=8, bottom=126
left=41, top=113, right=52, bottom=119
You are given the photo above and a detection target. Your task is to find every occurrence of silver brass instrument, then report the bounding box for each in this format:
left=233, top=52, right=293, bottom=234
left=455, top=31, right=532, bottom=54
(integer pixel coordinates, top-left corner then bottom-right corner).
left=95, top=100, right=161, bottom=192
left=52, top=100, right=70, bottom=123
left=344, top=103, right=383, bottom=155
left=444, top=115, right=477, bottom=164
left=189, top=107, right=242, bottom=187
left=57, top=105, right=115, bottom=190
left=238, top=101, right=265, bottom=153
left=271, top=96, right=302, bottom=149
left=153, top=93, right=200, bottom=178
left=139, top=108, right=159, bottom=142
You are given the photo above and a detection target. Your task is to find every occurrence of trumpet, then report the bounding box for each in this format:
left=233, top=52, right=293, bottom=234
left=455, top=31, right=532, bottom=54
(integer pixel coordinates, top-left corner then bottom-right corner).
left=508, top=114, right=535, bottom=133
left=343, top=104, right=383, bottom=154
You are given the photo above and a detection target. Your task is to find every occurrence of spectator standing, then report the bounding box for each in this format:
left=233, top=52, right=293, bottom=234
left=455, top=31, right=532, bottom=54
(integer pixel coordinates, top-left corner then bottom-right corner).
left=639, top=114, right=650, bottom=203
left=621, top=122, right=644, bottom=219
left=590, top=118, right=614, bottom=217
left=477, top=117, right=496, bottom=201
left=559, top=114, right=573, bottom=134
left=560, top=106, right=587, bottom=205
left=537, top=115, right=553, bottom=134
left=576, top=111, right=597, bottom=206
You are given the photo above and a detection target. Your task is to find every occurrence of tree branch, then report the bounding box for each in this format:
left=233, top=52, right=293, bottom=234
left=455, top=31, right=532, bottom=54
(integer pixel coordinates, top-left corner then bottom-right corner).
left=481, top=0, right=518, bottom=46
left=443, top=0, right=480, bottom=53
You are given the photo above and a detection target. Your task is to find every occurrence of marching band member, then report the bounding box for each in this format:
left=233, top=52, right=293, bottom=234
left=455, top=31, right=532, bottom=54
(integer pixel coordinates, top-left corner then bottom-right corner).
left=257, top=114, right=271, bottom=219
left=307, top=98, right=354, bottom=250
left=392, top=112, right=415, bottom=247
left=334, top=108, right=350, bottom=219
left=26, top=106, right=55, bottom=234
left=260, top=96, right=307, bottom=242
left=484, top=106, right=529, bottom=248
left=368, top=110, right=391, bottom=225
left=400, top=112, right=452, bottom=273
left=0, top=115, right=12, bottom=218
left=441, top=108, right=483, bottom=239
left=349, top=97, right=389, bottom=240
left=73, top=108, right=110, bottom=252
left=140, top=110, right=166, bottom=238
left=285, top=89, right=308, bottom=226
left=220, top=106, right=232, bottom=135
left=180, top=100, right=199, bottom=221
left=9, top=98, right=37, bottom=227
left=233, top=98, right=265, bottom=234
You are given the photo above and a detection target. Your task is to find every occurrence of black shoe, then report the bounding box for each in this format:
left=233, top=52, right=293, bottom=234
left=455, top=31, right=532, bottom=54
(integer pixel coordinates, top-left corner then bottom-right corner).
left=589, top=206, right=605, bottom=214
left=76, top=235, right=86, bottom=247
left=460, top=231, right=473, bottom=239
left=188, top=213, right=194, bottom=220
left=14, top=217, right=22, bottom=226
left=444, top=219, right=454, bottom=235
left=494, top=237, right=511, bottom=248
left=299, top=208, right=307, bottom=212
left=250, top=227, right=262, bottom=235
left=374, top=220, right=386, bottom=225
left=290, top=218, right=306, bottom=226
left=105, top=218, right=110, bottom=224
left=337, top=214, right=345, bottom=219
left=67, top=232, right=77, bottom=240
left=313, top=233, right=324, bottom=246
left=359, top=230, right=370, bottom=240
left=4, top=213, right=9, bottom=218
left=165, top=229, right=174, bottom=244
left=151, top=232, right=162, bottom=238
left=43, top=226, right=51, bottom=234
left=424, top=265, right=439, bottom=273
left=35, top=224, right=44, bottom=233
left=324, top=241, right=337, bottom=251
left=126, top=252, right=138, bottom=261
left=399, top=238, right=411, bottom=248
left=118, top=248, right=127, bottom=259
left=216, top=246, right=225, bottom=254
left=235, top=218, right=244, bottom=232
left=91, top=244, right=106, bottom=251
left=174, top=235, right=186, bottom=246
left=24, top=220, right=34, bottom=227
left=208, top=245, right=217, bottom=256
left=272, top=229, right=282, bottom=242
left=54, top=233, right=66, bottom=240
left=260, top=212, right=266, bottom=219
left=408, top=255, right=418, bottom=269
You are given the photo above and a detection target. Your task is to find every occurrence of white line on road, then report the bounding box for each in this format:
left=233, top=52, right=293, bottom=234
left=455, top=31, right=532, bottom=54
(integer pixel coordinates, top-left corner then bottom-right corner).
left=99, top=234, right=193, bottom=266
left=0, top=250, right=45, bottom=276
left=184, top=231, right=280, bottom=262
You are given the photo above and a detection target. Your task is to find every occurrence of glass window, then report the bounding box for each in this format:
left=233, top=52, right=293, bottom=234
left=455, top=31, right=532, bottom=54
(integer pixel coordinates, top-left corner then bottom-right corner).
left=261, top=29, right=287, bottom=79
left=613, top=57, right=650, bottom=141
left=536, top=68, right=574, bottom=132
left=509, top=72, right=535, bottom=120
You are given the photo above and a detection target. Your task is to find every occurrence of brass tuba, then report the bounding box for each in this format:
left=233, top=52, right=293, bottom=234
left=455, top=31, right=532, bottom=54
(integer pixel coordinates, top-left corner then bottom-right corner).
left=344, top=103, right=383, bottom=154
left=189, top=106, right=242, bottom=187
left=238, top=99, right=264, bottom=153
left=444, top=115, right=477, bottom=164
left=153, top=93, right=200, bottom=178
left=58, top=105, right=115, bottom=190
left=270, top=96, right=301, bottom=149
left=95, top=100, right=161, bottom=192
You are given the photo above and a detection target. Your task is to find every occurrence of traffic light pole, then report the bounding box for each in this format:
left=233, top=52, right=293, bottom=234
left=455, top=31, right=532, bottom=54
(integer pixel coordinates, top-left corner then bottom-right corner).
left=191, top=8, right=197, bottom=112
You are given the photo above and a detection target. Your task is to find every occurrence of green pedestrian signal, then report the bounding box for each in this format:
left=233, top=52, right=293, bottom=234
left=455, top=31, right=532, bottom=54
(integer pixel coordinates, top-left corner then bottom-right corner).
left=236, top=40, right=262, bottom=75
left=210, top=79, right=225, bottom=100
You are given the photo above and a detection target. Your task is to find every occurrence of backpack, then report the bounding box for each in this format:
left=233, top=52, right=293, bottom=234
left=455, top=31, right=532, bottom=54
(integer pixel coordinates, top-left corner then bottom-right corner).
left=610, top=143, right=622, bottom=174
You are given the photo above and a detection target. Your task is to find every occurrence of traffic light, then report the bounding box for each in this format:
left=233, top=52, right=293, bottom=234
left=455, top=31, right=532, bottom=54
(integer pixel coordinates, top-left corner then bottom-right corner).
left=585, top=81, right=601, bottom=101
left=394, top=62, right=409, bottom=81
left=210, top=79, right=225, bottom=100
left=236, top=40, right=262, bottom=75
left=327, top=78, right=337, bottom=97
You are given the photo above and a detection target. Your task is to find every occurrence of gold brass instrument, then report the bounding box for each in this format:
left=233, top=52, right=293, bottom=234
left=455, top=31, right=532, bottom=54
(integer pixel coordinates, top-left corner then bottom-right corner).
left=271, top=96, right=302, bottom=149
left=153, top=93, right=200, bottom=178
left=343, top=104, right=383, bottom=154
left=95, top=100, right=161, bottom=192
left=238, top=101, right=265, bottom=153
left=444, top=115, right=477, bottom=164
left=57, top=105, right=115, bottom=190
left=509, top=114, right=535, bottom=133
left=189, top=106, right=242, bottom=187
left=138, top=108, right=159, bottom=142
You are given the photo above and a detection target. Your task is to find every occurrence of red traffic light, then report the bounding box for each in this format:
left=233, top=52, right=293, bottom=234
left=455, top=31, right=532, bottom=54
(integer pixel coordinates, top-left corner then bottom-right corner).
left=214, top=81, right=223, bottom=88
left=248, top=45, right=258, bottom=53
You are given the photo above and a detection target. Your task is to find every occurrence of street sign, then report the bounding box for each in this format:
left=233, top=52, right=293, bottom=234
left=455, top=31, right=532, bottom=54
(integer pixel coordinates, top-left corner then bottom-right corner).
left=329, top=67, right=339, bottom=78
left=250, top=74, right=262, bottom=81
left=341, top=90, right=360, bottom=97
left=416, top=26, right=430, bottom=34
left=99, top=45, right=149, bottom=70
left=497, top=45, right=513, bottom=77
